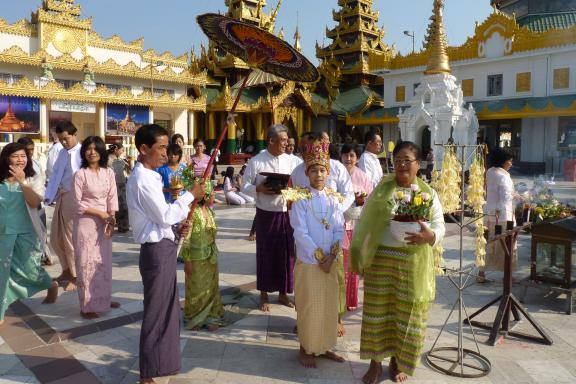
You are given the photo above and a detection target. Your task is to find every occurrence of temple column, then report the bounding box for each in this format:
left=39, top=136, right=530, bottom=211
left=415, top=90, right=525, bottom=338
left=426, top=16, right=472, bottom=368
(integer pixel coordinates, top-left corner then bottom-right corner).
left=297, top=109, right=305, bottom=137
left=256, top=112, right=265, bottom=152
left=97, top=103, right=106, bottom=138
left=207, top=111, right=216, bottom=149
left=306, top=112, right=313, bottom=132
left=188, top=110, right=195, bottom=144
left=149, top=107, right=154, bottom=124
left=227, top=113, right=237, bottom=153
left=39, top=99, right=48, bottom=143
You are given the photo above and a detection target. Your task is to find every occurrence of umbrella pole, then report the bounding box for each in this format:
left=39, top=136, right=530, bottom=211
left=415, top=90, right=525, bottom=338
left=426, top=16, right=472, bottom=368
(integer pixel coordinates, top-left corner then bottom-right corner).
left=176, top=71, right=252, bottom=254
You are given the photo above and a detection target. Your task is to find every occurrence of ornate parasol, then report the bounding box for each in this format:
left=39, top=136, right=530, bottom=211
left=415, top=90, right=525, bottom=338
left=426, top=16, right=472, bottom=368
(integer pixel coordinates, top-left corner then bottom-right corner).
left=177, top=13, right=320, bottom=253
left=232, top=69, right=285, bottom=124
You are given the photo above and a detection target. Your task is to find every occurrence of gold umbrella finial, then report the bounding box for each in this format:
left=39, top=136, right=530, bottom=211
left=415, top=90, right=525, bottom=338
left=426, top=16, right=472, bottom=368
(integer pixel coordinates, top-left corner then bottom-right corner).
left=424, top=0, right=451, bottom=75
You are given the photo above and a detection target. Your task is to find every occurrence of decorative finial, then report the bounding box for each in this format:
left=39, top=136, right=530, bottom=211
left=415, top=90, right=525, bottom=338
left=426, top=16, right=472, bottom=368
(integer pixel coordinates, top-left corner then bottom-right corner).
left=294, top=12, right=302, bottom=52
left=270, top=0, right=283, bottom=29
left=424, top=0, right=451, bottom=75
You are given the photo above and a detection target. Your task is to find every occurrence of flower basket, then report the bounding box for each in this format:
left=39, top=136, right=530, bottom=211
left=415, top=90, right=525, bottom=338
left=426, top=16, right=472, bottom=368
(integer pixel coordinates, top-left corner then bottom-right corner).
left=390, top=218, right=428, bottom=245
left=344, top=206, right=363, bottom=221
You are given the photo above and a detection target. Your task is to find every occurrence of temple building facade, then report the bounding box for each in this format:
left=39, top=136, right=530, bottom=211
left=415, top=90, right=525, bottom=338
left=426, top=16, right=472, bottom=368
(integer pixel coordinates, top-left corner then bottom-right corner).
left=351, top=2, right=576, bottom=174
left=0, top=0, right=206, bottom=153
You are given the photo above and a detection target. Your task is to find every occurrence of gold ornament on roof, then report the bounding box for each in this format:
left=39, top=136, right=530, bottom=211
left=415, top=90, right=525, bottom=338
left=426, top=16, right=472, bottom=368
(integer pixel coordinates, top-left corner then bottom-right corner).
left=424, top=0, right=451, bottom=75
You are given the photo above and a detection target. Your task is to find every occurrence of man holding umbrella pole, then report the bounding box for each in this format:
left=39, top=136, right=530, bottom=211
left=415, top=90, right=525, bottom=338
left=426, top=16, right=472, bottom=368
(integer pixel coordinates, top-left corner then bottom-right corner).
left=126, top=124, right=205, bottom=383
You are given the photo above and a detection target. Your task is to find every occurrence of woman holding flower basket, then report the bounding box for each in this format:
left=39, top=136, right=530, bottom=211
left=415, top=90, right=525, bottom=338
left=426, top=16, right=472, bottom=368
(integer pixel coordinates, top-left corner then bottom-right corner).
left=350, top=141, right=445, bottom=384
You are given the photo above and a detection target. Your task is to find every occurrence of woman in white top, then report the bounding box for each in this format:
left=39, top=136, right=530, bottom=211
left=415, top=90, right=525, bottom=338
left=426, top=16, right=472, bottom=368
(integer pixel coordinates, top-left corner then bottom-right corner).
left=478, top=148, right=521, bottom=282
left=223, top=166, right=254, bottom=205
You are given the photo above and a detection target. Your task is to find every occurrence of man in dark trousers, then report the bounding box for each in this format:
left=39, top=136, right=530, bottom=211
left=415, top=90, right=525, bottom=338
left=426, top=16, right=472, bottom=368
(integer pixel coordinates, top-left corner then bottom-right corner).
left=126, top=124, right=204, bottom=384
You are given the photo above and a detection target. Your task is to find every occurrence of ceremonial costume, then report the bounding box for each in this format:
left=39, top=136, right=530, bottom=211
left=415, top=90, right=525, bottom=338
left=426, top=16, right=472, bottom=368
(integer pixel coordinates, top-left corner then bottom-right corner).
left=126, top=162, right=195, bottom=379
left=180, top=182, right=224, bottom=329
left=350, top=176, right=445, bottom=376
left=286, top=139, right=344, bottom=355
left=242, top=150, right=300, bottom=294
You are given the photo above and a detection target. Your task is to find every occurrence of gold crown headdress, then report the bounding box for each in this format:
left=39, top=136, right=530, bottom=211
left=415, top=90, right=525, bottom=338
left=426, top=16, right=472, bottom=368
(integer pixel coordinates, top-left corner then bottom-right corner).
left=303, top=138, right=330, bottom=172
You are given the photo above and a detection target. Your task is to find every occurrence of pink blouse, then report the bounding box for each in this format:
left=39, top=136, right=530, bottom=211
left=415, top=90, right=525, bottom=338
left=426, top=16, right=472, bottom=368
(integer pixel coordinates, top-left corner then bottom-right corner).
left=74, top=167, right=119, bottom=216
left=344, top=166, right=374, bottom=233
left=191, top=154, right=211, bottom=177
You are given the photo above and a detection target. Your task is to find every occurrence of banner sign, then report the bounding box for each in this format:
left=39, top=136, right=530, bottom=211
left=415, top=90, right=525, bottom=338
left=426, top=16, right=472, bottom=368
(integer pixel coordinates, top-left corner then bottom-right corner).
left=51, top=100, right=96, bottom=114
left=106, top=104, right=149, bottom=136
left=0, top=96, right=40, bottom=134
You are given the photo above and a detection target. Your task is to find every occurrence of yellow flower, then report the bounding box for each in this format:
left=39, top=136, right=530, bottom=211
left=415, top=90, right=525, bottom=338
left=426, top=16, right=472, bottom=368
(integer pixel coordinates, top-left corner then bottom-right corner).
left=413, top=196, right=423, bottom=206
left=396, top=191, right=404, bottom=200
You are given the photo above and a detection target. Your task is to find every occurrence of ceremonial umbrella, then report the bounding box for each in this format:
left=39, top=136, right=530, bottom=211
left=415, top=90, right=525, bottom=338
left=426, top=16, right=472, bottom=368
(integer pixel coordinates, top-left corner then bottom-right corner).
left=232, top=69, right=285, bottom=124
left=177, top=13, right=320, bottom=252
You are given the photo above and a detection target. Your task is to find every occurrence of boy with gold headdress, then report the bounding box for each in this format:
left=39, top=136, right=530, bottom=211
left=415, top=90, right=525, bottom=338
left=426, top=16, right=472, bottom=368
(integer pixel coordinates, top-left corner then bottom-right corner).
left=283, top=138, right=346, bottom=368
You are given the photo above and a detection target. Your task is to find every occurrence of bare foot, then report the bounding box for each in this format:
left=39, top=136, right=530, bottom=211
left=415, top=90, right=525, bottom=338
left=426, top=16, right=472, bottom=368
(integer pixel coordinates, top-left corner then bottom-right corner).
left=42, top=282, right=58, bottom=304
left=55, top=269, right=72, bottom=283
left=320, top=350, right=345, bottom=363
left=64, top=280, right=77, bottom=292
left=0, top=319, right=4, bottom=326
left=110, top=301, right=121, bottom=308
left=389, top=357, right=408, bottom=383
left=247, top=233, right=256, bottom=241
left=299, top=346, right=317, bottom=368
left=207, top=324, right=219, bottom=332
left=337, top=322, right=346, bottom=337
left=278, top=293, right=295, bottom=309
left=140, top=379, right=156, bottom=384
left=259, top=292, right=270, bottom=312
left=81, top=312, right=100, bottom=320
left=362, top=360, right=383, bottom=384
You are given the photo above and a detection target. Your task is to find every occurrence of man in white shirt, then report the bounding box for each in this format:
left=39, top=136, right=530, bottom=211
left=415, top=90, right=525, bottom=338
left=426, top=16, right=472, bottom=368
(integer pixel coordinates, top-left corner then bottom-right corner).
left=358, top=131, right=384, bottom=188
left=242, top=124, right=299, bottom=312
left=126, top=124, right=204, bottom=384
left=46, top=128, right=63, bottom=184
left=45, top=121, right=82, bottom=291
left=290, top=132, right=354, bottom=211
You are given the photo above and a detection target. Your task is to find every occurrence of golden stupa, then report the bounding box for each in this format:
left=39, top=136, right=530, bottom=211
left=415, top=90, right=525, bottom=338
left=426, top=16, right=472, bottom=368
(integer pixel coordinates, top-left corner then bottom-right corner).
left=0, top=101, right=25, bottom=132
left=424, top=0, right=452, bottom=75
left=118, top=109, right=136, bottom=134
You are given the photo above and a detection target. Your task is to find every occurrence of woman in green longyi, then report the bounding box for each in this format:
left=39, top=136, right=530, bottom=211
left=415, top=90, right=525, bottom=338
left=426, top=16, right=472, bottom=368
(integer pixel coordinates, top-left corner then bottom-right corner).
left=180, top=179, right=224, bottom=331
left=0, top=143, right=58, bottom=325
left=350, top=141, right=445, bottom=383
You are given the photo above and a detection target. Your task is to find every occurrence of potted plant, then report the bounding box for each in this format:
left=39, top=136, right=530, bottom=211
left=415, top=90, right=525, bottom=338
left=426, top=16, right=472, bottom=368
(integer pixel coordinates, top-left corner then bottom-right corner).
left=390, top=184, right=433, bottom=244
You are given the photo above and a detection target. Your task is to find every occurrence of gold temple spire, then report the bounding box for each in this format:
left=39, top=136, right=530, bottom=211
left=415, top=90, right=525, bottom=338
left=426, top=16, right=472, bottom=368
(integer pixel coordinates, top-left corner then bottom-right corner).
left=424, top=0, right=451, bottom=75
left=294, top=26, right=302, bottom=52
left=269, top=0, right=283, bottom=29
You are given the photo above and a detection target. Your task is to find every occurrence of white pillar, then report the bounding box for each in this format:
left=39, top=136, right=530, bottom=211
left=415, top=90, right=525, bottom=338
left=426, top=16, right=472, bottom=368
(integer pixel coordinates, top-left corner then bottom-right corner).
left=39, top=99, right=48, bottom=143
left=149, top=107, right=154, bottom=124
left=98, top=103, right=106, bottom=138
left=188, top=110, right=195, bottom=144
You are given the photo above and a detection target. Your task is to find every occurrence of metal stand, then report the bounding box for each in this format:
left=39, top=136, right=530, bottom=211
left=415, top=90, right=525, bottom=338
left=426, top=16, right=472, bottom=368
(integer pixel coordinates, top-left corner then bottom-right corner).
left=464, top=225, right=554, bottom=346
left=425, top=143, right=491, bottom=378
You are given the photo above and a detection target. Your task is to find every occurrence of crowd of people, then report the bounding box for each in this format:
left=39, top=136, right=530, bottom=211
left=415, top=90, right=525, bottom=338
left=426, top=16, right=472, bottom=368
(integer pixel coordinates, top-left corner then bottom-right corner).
left=0, top=119, right=522, bottom=384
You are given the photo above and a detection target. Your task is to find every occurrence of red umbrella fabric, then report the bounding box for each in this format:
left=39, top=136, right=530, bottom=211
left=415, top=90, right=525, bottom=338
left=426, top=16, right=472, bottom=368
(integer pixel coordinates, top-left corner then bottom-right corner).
left=197, top=13, right=320, bottom=83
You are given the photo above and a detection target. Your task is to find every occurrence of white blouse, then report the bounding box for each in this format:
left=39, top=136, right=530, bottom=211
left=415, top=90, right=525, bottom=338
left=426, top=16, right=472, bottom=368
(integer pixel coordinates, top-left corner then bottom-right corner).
left=485, top=167, right=516, bottom=223
left=289, top=188, right=345, bottom=265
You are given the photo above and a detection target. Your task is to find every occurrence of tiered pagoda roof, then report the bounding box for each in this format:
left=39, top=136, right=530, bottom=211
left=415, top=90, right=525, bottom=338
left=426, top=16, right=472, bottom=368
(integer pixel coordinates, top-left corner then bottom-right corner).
left=315, top=0, right=391, bottom=117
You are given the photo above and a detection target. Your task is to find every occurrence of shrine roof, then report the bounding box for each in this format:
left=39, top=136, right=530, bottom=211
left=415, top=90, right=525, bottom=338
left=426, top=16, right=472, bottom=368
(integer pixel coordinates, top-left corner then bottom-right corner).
left=519, top=12, right=576, bottom=33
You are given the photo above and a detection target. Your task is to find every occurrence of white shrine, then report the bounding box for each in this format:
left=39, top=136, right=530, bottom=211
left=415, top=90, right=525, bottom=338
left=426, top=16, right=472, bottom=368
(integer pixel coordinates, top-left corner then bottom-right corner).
left=398, top=0, right=479, bottom=164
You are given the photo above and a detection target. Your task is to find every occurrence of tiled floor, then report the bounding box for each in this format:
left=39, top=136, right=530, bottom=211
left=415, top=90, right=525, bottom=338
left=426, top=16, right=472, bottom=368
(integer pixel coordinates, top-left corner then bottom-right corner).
left=2, top=178, right=576, bottom=383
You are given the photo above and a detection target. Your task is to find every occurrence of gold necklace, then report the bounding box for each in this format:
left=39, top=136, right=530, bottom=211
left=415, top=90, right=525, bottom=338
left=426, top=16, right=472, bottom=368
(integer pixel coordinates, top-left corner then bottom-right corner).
left=310, top=194, right=332, bottom=230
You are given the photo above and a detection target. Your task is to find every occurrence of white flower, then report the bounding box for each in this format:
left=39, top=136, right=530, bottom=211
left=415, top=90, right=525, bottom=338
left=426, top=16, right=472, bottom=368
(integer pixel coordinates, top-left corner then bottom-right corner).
left=403, top=194, right=411, bottom=203
left=421, top=192, right=431, bottom=202
left=410, top=184, right=419, bottom=192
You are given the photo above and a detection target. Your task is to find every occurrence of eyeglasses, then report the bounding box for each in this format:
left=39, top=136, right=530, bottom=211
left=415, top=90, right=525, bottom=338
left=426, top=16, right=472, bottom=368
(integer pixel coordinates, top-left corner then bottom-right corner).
left=393, top=159, right=418, bottom=166
left=287, top=144, right=295, bottom=147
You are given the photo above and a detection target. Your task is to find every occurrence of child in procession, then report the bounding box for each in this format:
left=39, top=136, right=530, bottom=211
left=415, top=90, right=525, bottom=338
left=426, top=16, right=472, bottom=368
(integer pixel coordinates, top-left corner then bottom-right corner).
left=285, top=137, right=346, bottom=368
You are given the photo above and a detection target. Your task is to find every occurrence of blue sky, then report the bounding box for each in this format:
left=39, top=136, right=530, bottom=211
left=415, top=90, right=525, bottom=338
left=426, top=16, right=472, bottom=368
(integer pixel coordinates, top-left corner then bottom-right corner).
left=5, top=1, right=494, bottom=63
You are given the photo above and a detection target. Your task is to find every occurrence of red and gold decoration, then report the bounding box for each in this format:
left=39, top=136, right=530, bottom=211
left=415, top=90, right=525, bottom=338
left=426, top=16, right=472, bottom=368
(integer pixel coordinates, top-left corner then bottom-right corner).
left=302, top=138, right=330, bottom=171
